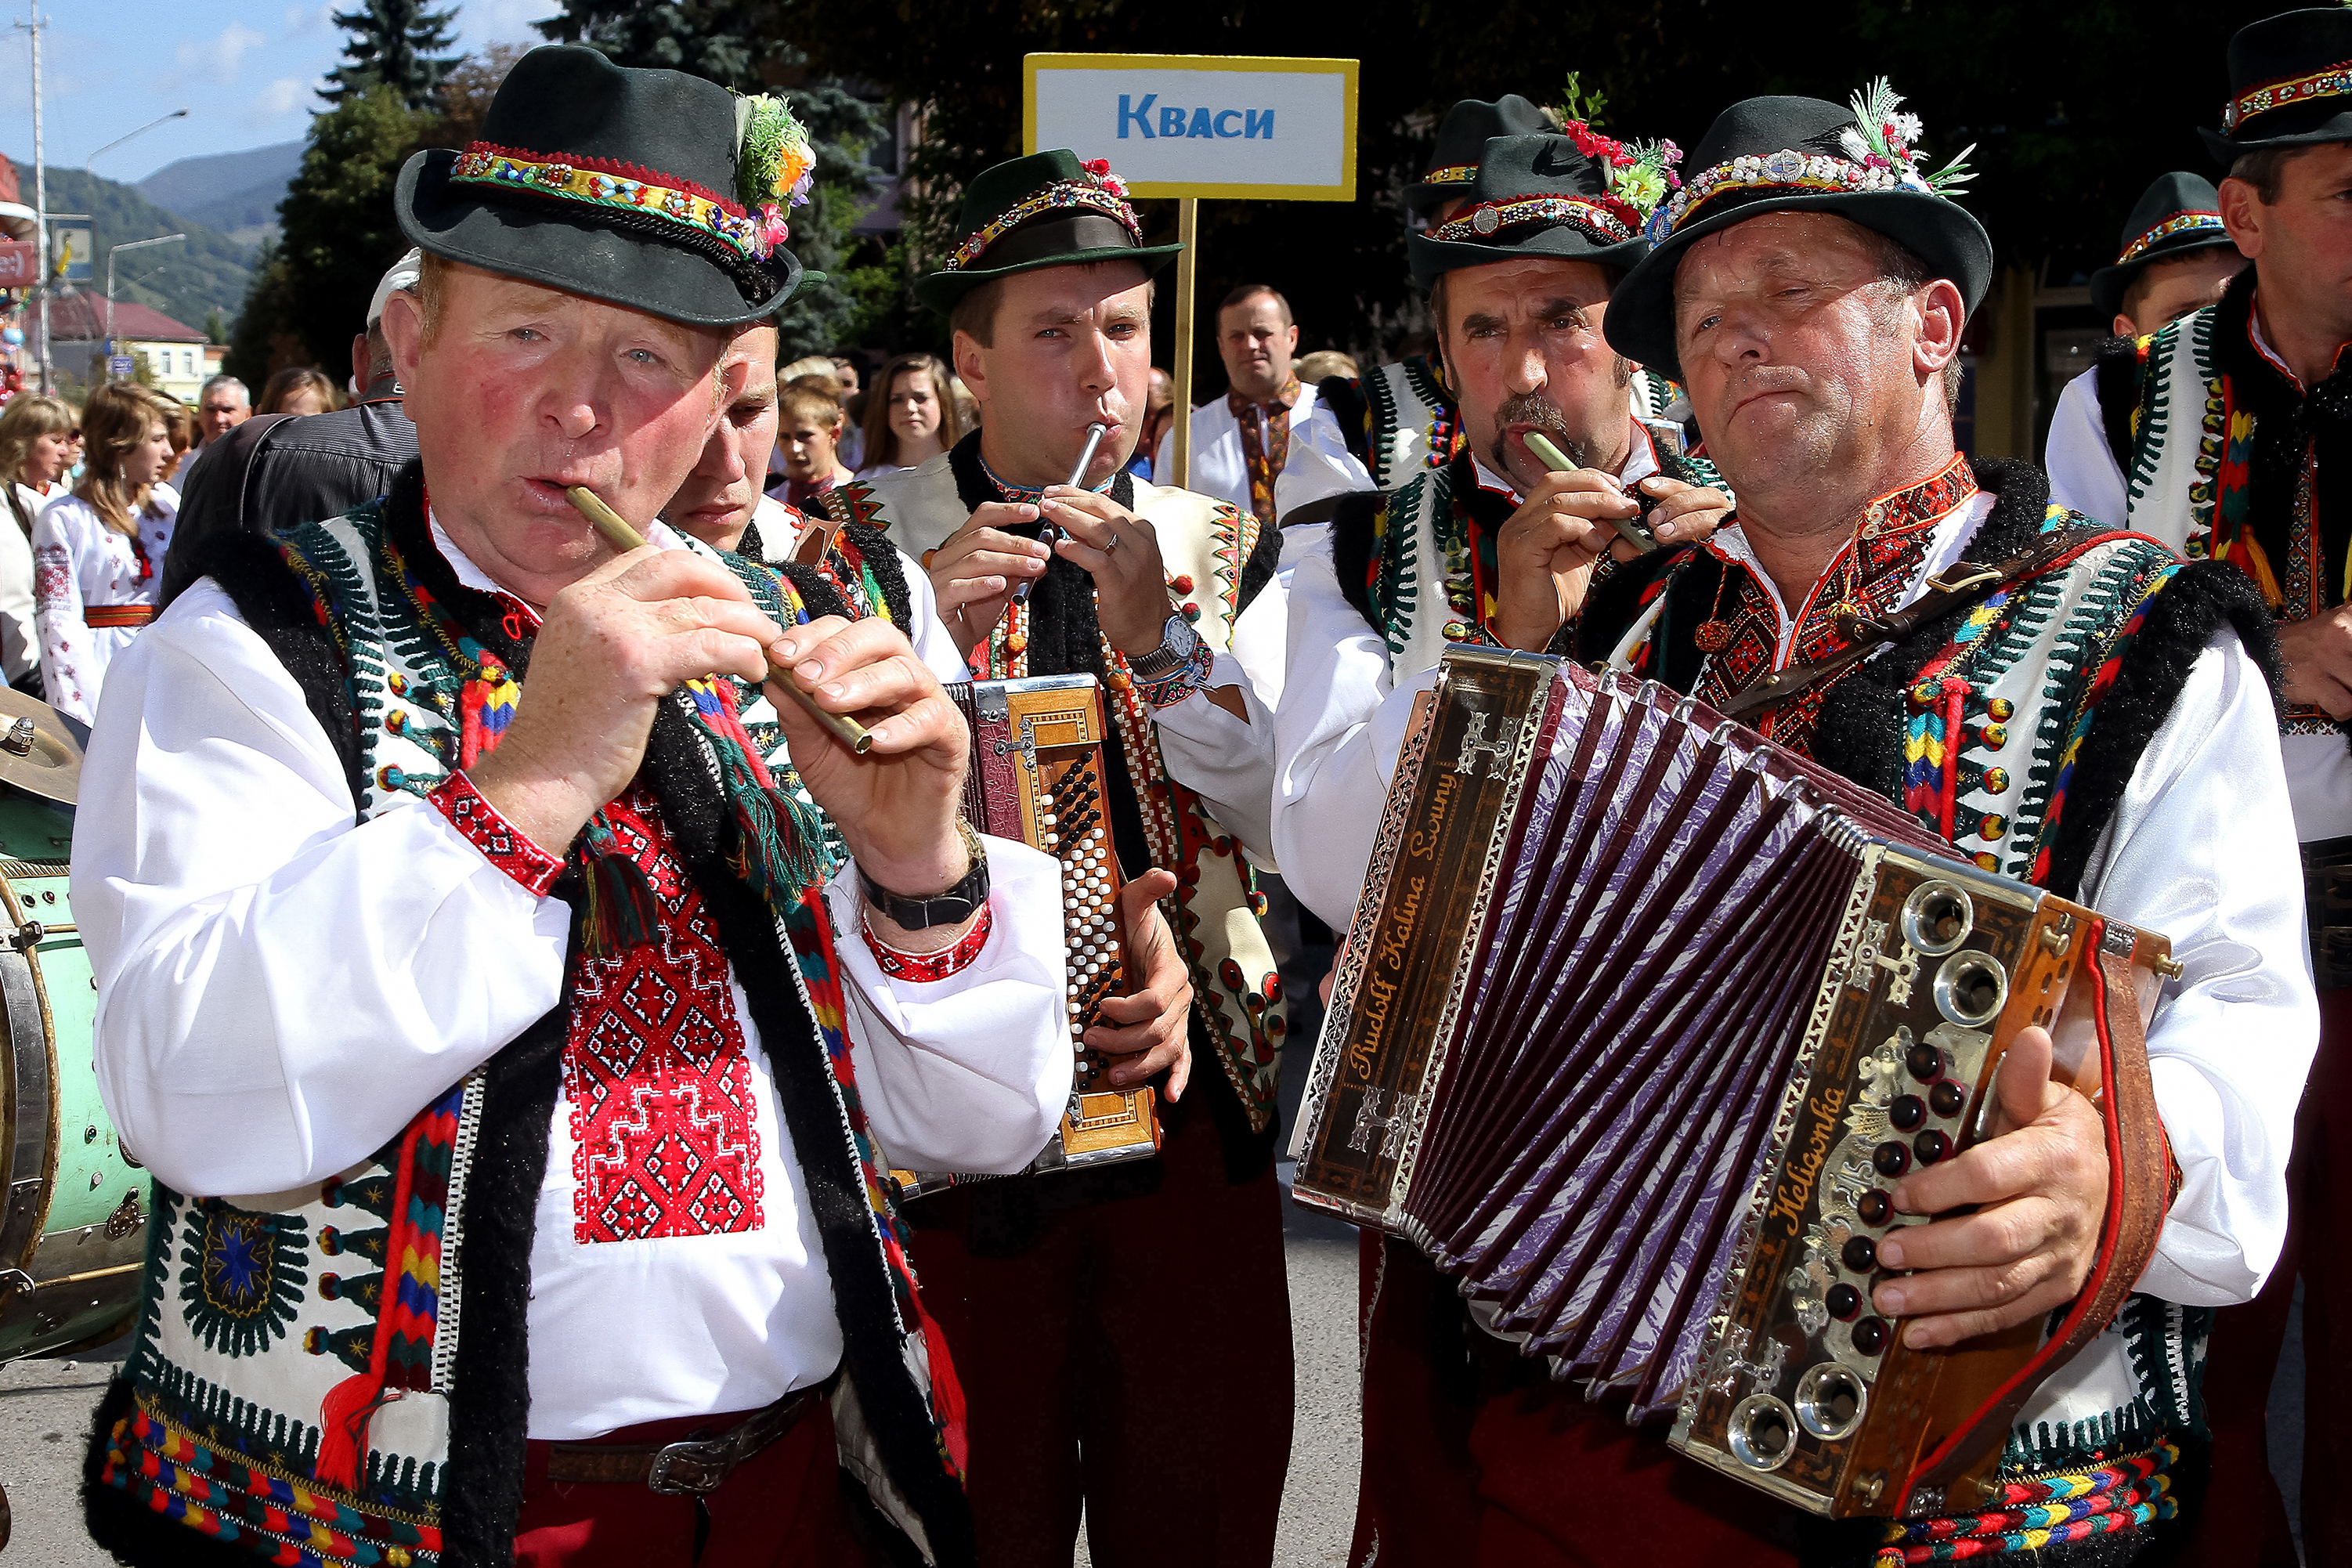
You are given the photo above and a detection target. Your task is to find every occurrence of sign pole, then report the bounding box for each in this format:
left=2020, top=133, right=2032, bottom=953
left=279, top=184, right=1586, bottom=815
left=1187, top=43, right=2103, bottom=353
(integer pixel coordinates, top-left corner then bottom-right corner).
left=1170, top=197, right=1198, bottom=491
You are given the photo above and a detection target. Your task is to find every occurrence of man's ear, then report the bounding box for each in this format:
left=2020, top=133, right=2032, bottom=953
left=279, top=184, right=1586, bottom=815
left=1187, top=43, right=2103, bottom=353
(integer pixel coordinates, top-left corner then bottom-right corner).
left=381, top=292, right=426, bottom=399
left=952, top=330, right=988, bottom=406
left=2217, top=175, right=2267, bottom=259
left=1913, top=278, right=1966, bottom=378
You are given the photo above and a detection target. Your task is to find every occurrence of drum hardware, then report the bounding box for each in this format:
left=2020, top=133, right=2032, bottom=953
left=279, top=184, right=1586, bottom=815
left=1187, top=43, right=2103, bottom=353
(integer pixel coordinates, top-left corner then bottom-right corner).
left=0, top=686, right=80, bottom=804
left=2, top=717, right=33, bottom=755
left=104, top=1190, right=142, bottom=1239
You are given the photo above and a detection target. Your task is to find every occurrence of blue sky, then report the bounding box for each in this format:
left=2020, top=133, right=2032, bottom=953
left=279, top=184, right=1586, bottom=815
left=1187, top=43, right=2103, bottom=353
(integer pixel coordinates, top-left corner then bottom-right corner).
left=0, top=1, right=550, bottom=187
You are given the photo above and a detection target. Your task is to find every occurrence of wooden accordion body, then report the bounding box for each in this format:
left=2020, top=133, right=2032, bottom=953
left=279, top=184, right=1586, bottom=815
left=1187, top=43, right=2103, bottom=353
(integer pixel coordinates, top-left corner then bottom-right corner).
left=1293, top=648, right=2177, bottom=1519
left=891, top=675, right=1160, bottom=1198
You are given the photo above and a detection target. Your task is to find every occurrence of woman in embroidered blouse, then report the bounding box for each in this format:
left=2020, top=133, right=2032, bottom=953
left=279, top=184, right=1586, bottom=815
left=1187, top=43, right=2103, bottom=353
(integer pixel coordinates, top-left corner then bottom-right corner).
left=853, top=352, right=963, bottom=479
left=33, top=383, right=179, bottom=723
left=0, top=394, right=76, bottom=694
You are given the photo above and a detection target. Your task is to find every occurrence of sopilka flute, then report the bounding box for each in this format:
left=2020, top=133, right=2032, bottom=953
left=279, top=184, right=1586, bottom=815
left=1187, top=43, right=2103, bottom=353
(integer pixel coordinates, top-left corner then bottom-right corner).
left=1523, top=430, right=1659, bottom=554
left=1014, top=420, right=1110, bottom=605
left=565, top=485, right=874, bottom=755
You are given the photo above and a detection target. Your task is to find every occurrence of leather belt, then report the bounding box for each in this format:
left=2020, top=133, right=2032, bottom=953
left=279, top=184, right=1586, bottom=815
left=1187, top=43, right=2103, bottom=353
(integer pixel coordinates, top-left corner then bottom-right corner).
left=544, top=1382, right=824, bottom=1494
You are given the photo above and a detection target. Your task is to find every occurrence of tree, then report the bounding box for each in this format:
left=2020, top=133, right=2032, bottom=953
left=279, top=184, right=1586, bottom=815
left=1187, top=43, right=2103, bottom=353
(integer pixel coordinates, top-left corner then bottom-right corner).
left=203, top=308, right=227, bottom=347
left=533, top=4, right=883, bottom=359
left=323, top=0, right=464, bottom=112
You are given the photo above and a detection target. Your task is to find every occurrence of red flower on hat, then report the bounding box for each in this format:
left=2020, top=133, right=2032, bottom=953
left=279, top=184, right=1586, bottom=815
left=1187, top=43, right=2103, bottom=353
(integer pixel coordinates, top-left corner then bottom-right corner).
left=1082, top=159, right=1111, bottom=176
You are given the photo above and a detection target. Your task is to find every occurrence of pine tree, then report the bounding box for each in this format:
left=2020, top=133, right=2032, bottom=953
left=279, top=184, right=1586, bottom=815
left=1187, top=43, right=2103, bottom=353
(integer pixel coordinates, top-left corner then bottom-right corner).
left=323, top=0, right=463, bottom=112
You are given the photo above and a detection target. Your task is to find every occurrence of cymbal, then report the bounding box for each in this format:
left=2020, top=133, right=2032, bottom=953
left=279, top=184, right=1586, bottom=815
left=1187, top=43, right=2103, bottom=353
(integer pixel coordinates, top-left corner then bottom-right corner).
left=0, top=687, right=81, bottom=806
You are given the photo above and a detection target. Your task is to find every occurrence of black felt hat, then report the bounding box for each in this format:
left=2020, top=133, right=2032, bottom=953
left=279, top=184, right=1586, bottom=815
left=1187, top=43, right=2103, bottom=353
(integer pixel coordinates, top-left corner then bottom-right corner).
left=1604, top=91, right=1991, bottom=381
left=1406, top=95, right=1556, bottom=219
left=2087, top=172, right=2242, bottom=320
left=914, top=150, right=1181, bottom=313
left=1406, top=134, right=1654, bottom=291
left=2202, top=7, right=2352, bottom=161
left=395, top=45, right=804, bottom=327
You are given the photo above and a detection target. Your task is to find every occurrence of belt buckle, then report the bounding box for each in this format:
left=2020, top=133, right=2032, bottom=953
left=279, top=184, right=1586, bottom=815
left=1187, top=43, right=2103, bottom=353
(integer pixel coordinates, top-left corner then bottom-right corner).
left=646, top=1438, right=730, bottom=1496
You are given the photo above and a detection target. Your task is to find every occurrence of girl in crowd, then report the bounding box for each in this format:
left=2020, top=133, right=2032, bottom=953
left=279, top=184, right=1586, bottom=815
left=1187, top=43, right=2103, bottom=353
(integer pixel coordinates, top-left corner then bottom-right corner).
left=33, top=383, right=179, bottom=722
left=0, top=394, right=74, bottom=695
left=854, top=352, right=963, bottom=479
left=256, top=366, right=340, bottom=417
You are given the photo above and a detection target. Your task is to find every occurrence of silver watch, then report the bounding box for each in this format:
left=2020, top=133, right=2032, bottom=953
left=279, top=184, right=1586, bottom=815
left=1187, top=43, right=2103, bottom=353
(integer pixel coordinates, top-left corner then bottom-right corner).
left=1128, top=612, right=1202, bottom=679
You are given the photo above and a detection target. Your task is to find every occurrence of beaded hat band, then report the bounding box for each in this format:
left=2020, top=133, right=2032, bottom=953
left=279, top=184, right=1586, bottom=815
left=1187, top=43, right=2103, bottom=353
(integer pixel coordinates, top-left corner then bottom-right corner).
left=451, top=143, right=776, bottom=263
left=2222, top=56, right=2352, bottom=132
left=1648, top=150, right=1934, bottom=243
left=944, top=175, right=1142, bottom=275
left=2116, top=210, right=2229, bottom=264
left=1420, top=163, right=1479, bottom=187
left=1429, top=193, right=1640, bottom=245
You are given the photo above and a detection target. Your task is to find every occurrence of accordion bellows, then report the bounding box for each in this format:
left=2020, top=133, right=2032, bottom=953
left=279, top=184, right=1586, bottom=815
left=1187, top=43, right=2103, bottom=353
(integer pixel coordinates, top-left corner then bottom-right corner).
left=1294, top=649, right=2174, bottom=1519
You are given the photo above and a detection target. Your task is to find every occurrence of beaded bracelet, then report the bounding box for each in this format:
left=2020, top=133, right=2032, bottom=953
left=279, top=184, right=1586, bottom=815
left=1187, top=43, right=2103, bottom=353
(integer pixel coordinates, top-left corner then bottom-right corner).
left=1133, top=637, right=1216, bottom=710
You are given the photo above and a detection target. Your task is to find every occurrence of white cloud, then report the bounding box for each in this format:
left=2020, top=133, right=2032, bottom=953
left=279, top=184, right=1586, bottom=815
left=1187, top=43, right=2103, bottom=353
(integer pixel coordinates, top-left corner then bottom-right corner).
left=246, top=78, right=308, bottom=120
left=283, top=3, right=337, bottom=32
left=171, top=21, right=267, bottom=85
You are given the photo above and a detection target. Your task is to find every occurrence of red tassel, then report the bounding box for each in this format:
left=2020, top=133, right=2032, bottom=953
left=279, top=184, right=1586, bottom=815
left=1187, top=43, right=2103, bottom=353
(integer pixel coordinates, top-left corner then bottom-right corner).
left=916, top=1302, right=968, bottom=1475
left=314, top=1373, right=381, bottom=1490
left=1938, top=677, right=1968, bottom=843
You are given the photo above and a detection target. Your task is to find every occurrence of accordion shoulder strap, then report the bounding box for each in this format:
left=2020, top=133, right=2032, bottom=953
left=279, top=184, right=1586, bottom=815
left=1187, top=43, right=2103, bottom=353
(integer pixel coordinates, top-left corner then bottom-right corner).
left=1903, top=928, right=2172, bottom=1506
left=1716, top=527, right=2121, bottom=722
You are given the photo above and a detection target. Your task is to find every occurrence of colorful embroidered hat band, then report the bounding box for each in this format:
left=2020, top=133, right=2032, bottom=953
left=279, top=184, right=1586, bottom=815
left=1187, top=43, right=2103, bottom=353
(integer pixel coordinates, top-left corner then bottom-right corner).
left=450, top=143, right=780, bottom=263
left=1429, top=193, right=1641, bottom=244
left=2116, top=210, right=2229, bottom=264
left=2222, top=56, right=2352, bottom=132
left=944, top=168, right=1142, bottom=274
left=1420, top=163, right=1479, bottom=187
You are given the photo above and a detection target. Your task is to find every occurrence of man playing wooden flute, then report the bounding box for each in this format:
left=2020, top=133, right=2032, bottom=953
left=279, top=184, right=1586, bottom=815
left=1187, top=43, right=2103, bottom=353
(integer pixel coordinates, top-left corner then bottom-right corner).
left=74, top=46, right=1076, bottom=1567
left=826, top=149, right=1293, bottom=1565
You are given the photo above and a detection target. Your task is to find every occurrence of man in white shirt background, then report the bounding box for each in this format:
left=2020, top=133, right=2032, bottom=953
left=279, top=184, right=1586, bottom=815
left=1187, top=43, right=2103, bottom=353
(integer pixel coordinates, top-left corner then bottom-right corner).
left=1155, top=283, right=1371, bottom=527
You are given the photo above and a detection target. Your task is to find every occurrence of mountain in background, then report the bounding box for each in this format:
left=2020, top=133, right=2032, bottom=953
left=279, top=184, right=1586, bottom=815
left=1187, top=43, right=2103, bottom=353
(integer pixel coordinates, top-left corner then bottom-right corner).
left=23, top=168, right=255, bottom=338
left=135, top=140, right=302, bottom=250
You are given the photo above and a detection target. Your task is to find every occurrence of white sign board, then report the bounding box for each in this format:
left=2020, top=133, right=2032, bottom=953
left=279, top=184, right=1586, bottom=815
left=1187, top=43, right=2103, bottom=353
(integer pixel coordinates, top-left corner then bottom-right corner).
left=1024, top=54, right=1357, bottom=201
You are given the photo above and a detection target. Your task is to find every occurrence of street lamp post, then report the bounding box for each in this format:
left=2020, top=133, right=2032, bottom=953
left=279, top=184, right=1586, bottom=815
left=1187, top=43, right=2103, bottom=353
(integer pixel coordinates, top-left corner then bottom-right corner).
left=106, top=234, right=184, bottom=378
left=85, top=108, right=189, bottom=182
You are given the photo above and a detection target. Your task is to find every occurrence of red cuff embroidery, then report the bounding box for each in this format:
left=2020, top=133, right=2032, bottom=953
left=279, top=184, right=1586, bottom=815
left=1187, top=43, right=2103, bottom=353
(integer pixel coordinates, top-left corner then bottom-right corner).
left=428, top=771, right=562, bottom=896
left=862, top=901, right=994, bottom=982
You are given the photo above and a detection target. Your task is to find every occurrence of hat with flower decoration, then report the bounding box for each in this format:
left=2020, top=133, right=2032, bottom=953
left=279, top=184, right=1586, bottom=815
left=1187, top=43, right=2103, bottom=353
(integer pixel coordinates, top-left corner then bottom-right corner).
left=915, top=149, right=1182, bottom=313
left=1406, top=129, right=1678, bottom=291
left=394, top=45, right=814, bottom=327
left=1603, top=84, right=1989, bottom=380
left=2087, top=172, right=2244, bottom=320
left=2202, top=6, right=2352, bottom=161
left=1406, top=94, right=1559, bottom=219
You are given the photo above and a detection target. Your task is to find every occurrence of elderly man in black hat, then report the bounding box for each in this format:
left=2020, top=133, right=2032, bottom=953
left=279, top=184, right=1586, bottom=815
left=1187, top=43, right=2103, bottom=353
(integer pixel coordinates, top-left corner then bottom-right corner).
left=2045, top=11, right=2352, bottom=1562
left=74, top=46, right=1076, bottom=1568
left=1268, top=125, right=1729, bottom=1563
left=822, top=149, right=1293, bottom=1566
left=1496, top=83, right=2308, bottom=1567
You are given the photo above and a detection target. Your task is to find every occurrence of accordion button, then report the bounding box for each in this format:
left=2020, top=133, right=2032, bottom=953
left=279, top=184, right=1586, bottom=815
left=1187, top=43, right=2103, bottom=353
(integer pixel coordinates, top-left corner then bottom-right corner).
left=1904, top=1042, right=1946, bottom=1083
left=1856, top=1189, right=1893, bottom=1226
left=1872, top=1141, right=1912, bottom=1178
left=1841, top=1236, right=1877, bottom=1273
left=1889, top=1095, right=1927, bottom=1132
left=1913, top=1130, right=1953, bottom=1165
left=1852, top=1317, right=1890, bottom=1357
left=1929, top=1081, right=1966, bottom=1118
left=1827, top=1283, right=1863, bottom=1320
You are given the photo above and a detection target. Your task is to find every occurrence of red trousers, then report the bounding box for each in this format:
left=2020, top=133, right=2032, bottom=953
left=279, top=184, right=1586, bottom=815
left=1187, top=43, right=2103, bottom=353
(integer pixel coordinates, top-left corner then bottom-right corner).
left=514, top=1400, right=862, bottom=1568
left=909, top=1098, right=1294, bottom=1568
left=1349, top=1235, right=1797, bottom=1568
left=2187, top=985, right=2352, bottom=1566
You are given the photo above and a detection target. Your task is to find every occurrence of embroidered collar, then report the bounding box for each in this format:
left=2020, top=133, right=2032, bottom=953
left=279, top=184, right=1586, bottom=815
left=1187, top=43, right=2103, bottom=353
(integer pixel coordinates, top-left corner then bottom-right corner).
left=975, top=446, right=1116, bottom=504
left=1227, top=376, right=1302, bottom=417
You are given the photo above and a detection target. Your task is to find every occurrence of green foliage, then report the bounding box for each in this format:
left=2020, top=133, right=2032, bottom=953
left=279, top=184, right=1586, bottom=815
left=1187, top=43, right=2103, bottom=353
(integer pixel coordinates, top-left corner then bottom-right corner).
left=128, top=349, right=156, bottom=388
left=33, top=170, right=253, bottom=344
left=324, top=0, right=464, bottom=112
left=224, top=239, right=291, bottom=388
left=771, top=81, right=882, bottom=361
left=531, top=2, right=795, bottom=92
left=262, top=88, right=434, bottom=374
left=204, top=308, right=228, bottom=345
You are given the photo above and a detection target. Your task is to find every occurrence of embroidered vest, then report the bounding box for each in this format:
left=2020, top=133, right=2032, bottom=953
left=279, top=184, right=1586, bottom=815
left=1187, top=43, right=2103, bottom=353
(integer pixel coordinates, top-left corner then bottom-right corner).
left=832, top=448, right=1288, bottom=1134
left=85, top=485, right=972, bottom=1567
left=1581, top=459, right=2279, bottom=1508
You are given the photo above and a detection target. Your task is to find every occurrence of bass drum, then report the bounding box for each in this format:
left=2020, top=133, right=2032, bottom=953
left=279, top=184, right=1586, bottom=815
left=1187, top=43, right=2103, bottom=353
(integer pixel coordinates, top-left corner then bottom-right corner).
left=0, top=689, right=146, bottom=1362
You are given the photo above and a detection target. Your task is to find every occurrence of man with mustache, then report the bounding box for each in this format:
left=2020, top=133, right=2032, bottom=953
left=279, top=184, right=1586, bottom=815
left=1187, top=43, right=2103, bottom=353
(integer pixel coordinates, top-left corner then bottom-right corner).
left=822, top=150, right=1293, bottom=1565
left=1269, top=128, right=1729, bottom=1566
left=74, top=49, right=1074, bottom=1566
left=1536, top=86, right=2309, bottom=1564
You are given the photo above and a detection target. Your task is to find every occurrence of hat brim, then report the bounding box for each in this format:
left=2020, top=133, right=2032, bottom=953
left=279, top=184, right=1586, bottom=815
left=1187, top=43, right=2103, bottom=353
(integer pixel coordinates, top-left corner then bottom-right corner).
left=2087, top=229, right=2242, bottom=320
left=2201, top=112, right=2352, bottom=165
left=1603, top=187, right=1993, bottom=381
left=1407, top=226, right=1651, bottom=292
left=395, top=149, right=800, bottom=329
left=914, top=242, right=1182, bottom=313
left=1404, top=179, right=1473, bottom=219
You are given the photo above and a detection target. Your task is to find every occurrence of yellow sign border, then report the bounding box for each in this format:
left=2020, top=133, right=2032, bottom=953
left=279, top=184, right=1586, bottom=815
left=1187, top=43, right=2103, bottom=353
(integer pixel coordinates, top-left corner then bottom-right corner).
left=1023, top=52, right=1358, bottom=202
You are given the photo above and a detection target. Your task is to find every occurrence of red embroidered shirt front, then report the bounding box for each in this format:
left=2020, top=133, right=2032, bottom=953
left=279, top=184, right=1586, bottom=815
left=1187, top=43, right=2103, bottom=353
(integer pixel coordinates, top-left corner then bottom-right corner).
left=564, top=785, right=766, bottom=1243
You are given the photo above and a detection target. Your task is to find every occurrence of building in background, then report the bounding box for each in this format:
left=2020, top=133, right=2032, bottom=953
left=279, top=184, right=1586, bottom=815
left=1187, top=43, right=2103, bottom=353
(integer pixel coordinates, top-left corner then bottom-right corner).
left=31, top=292, right=210, bottom=403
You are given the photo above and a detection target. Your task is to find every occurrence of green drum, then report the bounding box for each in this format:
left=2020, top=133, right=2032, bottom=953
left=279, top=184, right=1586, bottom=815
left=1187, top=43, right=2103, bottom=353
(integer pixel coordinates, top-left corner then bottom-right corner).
left=0, top=693, right=147, bottom=1361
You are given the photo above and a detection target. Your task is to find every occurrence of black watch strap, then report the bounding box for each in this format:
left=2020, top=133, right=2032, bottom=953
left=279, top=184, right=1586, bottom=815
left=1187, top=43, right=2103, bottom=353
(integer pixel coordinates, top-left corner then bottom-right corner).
left=859, top=823, right=991, bottom=930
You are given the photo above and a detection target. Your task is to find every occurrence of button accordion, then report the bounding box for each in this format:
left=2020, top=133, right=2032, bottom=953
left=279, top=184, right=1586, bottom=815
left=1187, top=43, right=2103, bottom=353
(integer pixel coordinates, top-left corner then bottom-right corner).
left=1294, top=647, right=2177, bottom=1519
left=891, top=674, right=1161, bottom=1198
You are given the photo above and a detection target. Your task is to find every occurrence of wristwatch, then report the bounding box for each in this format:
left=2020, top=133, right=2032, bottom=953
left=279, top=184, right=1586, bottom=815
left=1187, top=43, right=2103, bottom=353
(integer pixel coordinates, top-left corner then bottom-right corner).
left=1128, top=612, right=1203, bottom=680
left=859, top=819, right=990, bottom=930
